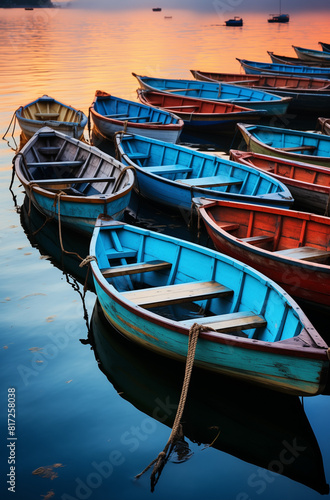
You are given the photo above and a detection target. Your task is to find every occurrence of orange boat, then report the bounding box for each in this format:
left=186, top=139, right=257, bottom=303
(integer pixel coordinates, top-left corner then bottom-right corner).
left=230, top=150, right=330, bottom=214
left=136, top=88, right=266, bottom=131
left=196, top=198, right=330, bottom=309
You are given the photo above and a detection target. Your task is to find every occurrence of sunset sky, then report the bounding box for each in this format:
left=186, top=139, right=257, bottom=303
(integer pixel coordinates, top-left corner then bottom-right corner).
left=71, top=0, right=330, bottom=11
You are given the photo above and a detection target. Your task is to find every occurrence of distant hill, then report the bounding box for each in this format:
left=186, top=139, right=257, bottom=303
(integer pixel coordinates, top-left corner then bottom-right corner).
left=0, top=0, right=54, bottom=6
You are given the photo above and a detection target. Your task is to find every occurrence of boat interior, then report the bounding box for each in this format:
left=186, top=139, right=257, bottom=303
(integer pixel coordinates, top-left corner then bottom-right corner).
left=21, top=97, right=82, bottom=124
left=94, top=94, right=177, bottom=125
left=21, top=130, right=129, bottom=196
left=119, top=134, right=283, bottom=196
left=204, top=202, right=330, bottom=265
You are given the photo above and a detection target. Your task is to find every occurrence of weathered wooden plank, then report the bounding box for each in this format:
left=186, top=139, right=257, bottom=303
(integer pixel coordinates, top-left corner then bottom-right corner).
left=122, top=280, right=233, bottom=308
left=144, top=165, right=192, bottom=175
left=37, top=147, right=61, bottom=155
left=281, top=145, right=316, bottom=152
left=101, top=260, right=172, bottom=278
left=27, top=161, right=84, bottom=168
left=274, top=245, right=330, bottom=261
left=29, top=176, right=115, bottom=185
left=180, top=310, right=267, bottom=333
left=219, top=223, right=240, bottom=232
left=240, top=235, right=274, bottom=245
left=106, top=250, right=137, bottom=260
left=34, top=112, right=60, bottom=119
left=177, top=175, right=243, bottom=187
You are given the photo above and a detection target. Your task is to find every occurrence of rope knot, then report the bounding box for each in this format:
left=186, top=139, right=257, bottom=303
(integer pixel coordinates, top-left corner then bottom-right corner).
left=79, top=255, right=97, bottom=268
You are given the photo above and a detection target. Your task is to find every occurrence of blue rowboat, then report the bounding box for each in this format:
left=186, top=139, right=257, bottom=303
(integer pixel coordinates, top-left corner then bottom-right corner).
left=237, top=122, right=330, bottom=168
left=132, top=73, right=291, bottom=116
left=89, top=215, right=329, bottom=396
left=90, top=90, right=183, bottom=143
left=293, top=45, right=330, bottom=63
left=237, top=58, right=330, bottom=78
left=14, top=127, right=135, bottom=234
left=114, top=133, right=293, bottom=210
left=15, top=95, right=88, bottom=140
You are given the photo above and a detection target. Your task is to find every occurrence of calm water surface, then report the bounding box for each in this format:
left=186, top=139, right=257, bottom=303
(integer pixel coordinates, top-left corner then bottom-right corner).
left=1, top=7, right=330, bottom=500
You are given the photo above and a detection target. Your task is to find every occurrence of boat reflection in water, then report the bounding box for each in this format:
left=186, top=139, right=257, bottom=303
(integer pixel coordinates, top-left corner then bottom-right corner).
left=19, top=195, right=94, bottom=290
left=90, top=300, right=329, bottom=494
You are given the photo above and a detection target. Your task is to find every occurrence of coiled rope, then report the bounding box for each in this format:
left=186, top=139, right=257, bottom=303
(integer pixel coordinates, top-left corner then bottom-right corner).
left=136, top=322, right=203, bottom=491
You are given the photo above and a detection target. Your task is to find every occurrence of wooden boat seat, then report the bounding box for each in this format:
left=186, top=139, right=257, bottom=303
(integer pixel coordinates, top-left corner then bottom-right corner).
left=27, top=161, right=85, bottom=168
left=106, top=249, right=137, bottom=260
left=105, top=113, right=153, bottom=122
left=240, top=235, right=274, bottom=245
left=121, top=280, right=233, bottom=308
left=144, top=165, right=192, bottom=175
left=218, top=223, right=240, bottom=232
left=34, top=113, right=60, bottom=119
left=30, top=176, right=115, bottom=185
left=128, top=152, right=150, bottom=160
left=37, top=147, right=61, bottom=156
left=101, top=260, right=172, bottom=278
left=179, top=310, right=267, bottom=335
left=177, top=175, right=243, bottom=187
left=281, top=145, right=317, bottom=152
left=273, top=246, right=330, bottom=261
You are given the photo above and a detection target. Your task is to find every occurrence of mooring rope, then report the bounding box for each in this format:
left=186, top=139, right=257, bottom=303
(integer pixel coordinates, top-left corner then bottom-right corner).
left=136, top=322, right=203, bottom=491
left=3, top=109, right=19, bottom=150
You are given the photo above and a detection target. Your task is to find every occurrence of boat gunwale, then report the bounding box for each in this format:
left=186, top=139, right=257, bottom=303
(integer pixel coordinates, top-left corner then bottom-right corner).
left=230, top=150, right=330, bottom=194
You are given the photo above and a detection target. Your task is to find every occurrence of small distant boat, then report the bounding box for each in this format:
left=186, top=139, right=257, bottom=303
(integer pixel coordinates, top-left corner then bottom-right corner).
left=14, top=127, right=134, bottom=234
left=268, top=0, right=289, bottom=22
left=115, top=133, right=293, bottom=211
left=133, top=73, right=291, bottom=116
left=293, top=45, right=330, bottom=63
left=318, top=117, right=330, bottom=136
left=25, top=7, right=34, bottom=10
left=225, top=17, right=243, bottom=26
left=268, top=13, right=289, bottom=23
left=319, top=42, right=330, bottom=53
left=152, top=7, right=162, bottom=11
left=268, top=51, right=330, bottom=67
left=90, top=215, right=329, bottom=396
left=230, top=150, right=330, bottom=214
left=136, top=88, right=266, bottom=131
left=190, top=69, right=330, bottom=114
left=237, top=122, right=330, bottom=168
left=237, top=58, right=330, bottom=78
left=196, top=198, right=330, bottom=310
left=15, top=95, right=87, bottom=140
left=90, top=90, right=183, bottom=143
